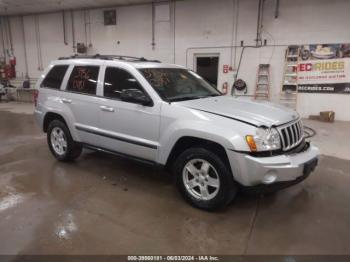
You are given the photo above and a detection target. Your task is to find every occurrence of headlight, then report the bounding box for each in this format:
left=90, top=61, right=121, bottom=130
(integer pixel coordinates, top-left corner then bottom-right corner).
left=245, top=127, right=281, bottom=152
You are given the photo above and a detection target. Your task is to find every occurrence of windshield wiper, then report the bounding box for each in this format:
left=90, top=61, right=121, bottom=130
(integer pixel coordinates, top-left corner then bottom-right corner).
left=168, top=96, right=203, bottom=102
left=168, top=93, right=222, bottom=102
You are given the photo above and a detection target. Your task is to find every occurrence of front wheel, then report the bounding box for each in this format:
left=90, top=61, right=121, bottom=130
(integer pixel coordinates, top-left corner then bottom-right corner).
left=174, top=147, right=237, bottom=211
left=47, top=120, right=82, bottom=162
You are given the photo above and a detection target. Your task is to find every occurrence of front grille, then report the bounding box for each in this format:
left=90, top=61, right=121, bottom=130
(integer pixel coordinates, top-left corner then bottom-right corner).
left=277, top=119, right=304, bottom=151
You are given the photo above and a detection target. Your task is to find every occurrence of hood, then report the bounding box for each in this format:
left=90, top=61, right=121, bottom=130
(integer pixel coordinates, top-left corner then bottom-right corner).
left=177, top=96, right=299, bottom=127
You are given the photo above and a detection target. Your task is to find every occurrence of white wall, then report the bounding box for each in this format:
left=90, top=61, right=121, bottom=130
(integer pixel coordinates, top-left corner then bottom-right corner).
left=2, top=0, right=350, bottom=120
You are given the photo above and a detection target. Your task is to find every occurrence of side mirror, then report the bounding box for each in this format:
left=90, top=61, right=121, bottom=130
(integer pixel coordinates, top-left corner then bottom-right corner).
left=120, top=89, right=153, bottom=106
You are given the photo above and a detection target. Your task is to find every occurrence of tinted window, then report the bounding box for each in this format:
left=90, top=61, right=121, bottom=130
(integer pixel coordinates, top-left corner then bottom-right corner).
left=41, top=65, right=69, bottom=89
left=104, top=67, right=144, bottom=99
left=67, top=66, right=99, bottom=95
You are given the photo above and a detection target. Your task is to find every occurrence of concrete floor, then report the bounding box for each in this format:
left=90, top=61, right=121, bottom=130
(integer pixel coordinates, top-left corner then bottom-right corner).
left=1, top=102, right=350, bottom=255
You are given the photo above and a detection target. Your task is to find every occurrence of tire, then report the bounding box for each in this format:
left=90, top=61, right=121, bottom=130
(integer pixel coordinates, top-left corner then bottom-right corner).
left=47, top=119, right=82, bottom=162
left=173, top=147, right=237, bottom=211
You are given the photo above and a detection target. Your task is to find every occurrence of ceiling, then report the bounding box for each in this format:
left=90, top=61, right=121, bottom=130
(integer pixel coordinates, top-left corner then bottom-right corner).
left=0, top=0, right=169, bottom=15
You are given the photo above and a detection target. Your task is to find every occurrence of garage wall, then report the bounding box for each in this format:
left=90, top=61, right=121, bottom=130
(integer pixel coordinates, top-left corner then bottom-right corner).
left=1, top=0, right=350, bottom=120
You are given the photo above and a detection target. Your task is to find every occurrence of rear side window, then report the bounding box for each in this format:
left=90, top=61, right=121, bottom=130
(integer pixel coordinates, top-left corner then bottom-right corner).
left=104, top=67, right=144, bottom=99
left=67, top=66, right=99, bottom=95
left=41, top=65, right=69, bottom=89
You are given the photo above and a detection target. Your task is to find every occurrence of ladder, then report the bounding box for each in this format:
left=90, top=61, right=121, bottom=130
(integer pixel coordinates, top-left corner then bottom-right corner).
left=279, top=45, right=300, bottom=110
left=254, top=64, right=270, bottom=101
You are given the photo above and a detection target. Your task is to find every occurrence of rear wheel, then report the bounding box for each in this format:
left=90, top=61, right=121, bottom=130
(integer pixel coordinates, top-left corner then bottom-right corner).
left=47, top=120, right=82, bottom=162
left=174, top=147, right=237, bottom=211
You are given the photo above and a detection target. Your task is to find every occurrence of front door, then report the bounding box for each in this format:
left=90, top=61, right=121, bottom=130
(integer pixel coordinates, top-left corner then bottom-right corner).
left=96, top=66, right=160, bottom=162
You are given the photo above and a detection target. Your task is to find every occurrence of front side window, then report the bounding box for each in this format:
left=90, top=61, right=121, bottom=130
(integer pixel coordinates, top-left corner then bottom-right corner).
left=67, top=66, right=99, bottom=95
left=104, top=67, right=144, bottom=100
left=41, top=65, right=69, bottom=89
left=139, top=68, right=221, bottom=102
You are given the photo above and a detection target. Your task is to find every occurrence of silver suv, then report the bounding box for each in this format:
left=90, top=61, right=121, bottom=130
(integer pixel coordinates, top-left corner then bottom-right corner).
left=34, top=55, right=319, bottom=210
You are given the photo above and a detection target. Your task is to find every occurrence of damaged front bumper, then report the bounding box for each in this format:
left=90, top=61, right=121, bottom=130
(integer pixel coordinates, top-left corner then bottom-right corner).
left=227, top=142, right=319, bottom=192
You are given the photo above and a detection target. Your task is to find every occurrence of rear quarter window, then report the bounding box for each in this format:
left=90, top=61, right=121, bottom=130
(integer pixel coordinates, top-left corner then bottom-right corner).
left=67, top=66, right=99, bottom=95
left=41, top=65, right=69, bottom=89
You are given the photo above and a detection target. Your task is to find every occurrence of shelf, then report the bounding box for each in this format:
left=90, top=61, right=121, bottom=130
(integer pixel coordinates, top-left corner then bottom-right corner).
left=280, top=99, right=297, bottom=103
left=280, top=96, right=297, bottom=100
left=281, top=91, right=297, bottom=94
left=281, top=91, right=297, bottom=95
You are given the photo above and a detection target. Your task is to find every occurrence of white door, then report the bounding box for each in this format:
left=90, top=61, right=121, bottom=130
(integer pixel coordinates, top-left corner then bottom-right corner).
left=60, top=65, right=102, bottom=146
left=96, top=66, right=160, bottom=162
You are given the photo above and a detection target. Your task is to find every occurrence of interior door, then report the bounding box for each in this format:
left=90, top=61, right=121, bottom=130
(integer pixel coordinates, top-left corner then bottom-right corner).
left=96, top=66, right=160, bottom=162
left=195, top=54, right=219, bottom=88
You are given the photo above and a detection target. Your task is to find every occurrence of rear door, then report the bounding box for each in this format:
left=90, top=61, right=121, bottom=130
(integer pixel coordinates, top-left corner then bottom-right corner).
left=60, top=64, right=102, bottom=146
left=95, top=66, right=161, bottom=162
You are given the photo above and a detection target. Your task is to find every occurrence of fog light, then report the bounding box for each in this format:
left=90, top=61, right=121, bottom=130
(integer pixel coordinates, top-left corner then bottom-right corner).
left=262, top=171, right=277, bottom=184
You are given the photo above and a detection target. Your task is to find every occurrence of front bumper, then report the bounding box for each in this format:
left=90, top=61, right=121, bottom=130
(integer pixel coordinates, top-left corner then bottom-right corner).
left=227, top=142, right=319, bottom=188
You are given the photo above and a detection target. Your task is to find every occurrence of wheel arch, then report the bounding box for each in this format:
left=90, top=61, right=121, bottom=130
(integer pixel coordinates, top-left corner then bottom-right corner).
left=165, top=136, right=231, bottom=172
left=43, top=112, right=68, bottom=133
left=43, top=111, right=80, bottom=141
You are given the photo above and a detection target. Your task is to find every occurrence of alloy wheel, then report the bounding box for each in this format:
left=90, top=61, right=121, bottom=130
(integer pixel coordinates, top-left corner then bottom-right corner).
left=50, top=127, right=67, bottom=156
left=182, top=158, right=220, bottom=201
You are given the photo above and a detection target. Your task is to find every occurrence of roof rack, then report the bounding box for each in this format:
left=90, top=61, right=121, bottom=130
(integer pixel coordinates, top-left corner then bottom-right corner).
left=58, top=54, right=161, bottom=63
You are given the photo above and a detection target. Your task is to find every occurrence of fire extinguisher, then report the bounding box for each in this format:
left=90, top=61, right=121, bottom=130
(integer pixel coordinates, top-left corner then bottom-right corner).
left=222, top=82, right=228, bottom=95
left=7, top=56, right=16, bottom=79
left=9, top=57, right=16, bottom=66
left=4, top=65, right=12, bottom=79
left=4, top=64, right=15, bottom=79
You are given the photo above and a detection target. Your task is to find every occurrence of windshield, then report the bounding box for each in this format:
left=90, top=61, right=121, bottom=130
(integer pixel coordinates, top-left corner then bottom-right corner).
left=138, top=68, right=221, bottom=102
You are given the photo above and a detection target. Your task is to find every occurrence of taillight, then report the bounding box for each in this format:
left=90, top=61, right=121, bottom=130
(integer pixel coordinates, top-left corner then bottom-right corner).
left=33, top=89, right=39, bottom=107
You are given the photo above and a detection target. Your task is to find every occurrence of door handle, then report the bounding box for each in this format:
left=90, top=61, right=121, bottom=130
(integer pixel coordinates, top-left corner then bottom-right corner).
left=100, top=105, right=115, bottom=112
left=61, top=98, right=72, bottom=104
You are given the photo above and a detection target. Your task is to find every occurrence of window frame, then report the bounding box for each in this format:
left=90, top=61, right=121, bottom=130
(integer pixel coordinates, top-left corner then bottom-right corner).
left=40, top=64, right=69, bottom=90
left=102, top=66, right=153, bottom=106
left=65, top=65, right=100, bottom=96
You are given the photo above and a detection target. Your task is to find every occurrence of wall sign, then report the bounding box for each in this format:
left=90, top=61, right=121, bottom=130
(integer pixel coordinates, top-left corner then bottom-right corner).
left=289, top=44, right=350, bottom=94
left=104, top=10, right=117, bottom=25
